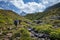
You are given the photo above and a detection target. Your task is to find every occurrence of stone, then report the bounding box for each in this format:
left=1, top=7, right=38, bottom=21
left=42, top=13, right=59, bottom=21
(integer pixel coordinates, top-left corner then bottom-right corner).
left=6, top=32, right=12, bottom=37
left=33, top=20, right=42, bottom=24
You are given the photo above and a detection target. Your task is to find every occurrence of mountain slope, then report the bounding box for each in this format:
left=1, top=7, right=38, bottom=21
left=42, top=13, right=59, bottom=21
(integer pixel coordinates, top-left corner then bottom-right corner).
left=0, top=9, right=35, bottom=40
left=0, top=9, right=23, bottom=24
left=25, top=12, right=45, bottom=20
left=24, top=3, right=60, bottom=40
left=25, top=3, right=60, bottom=20
left=44, top=3, right=60, bottom=12
left=25, top=3, right=60, bottom=27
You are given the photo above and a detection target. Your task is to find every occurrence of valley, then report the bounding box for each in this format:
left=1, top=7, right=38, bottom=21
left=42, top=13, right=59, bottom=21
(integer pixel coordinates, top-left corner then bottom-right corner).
left=0, top=3, right=60, bottom=40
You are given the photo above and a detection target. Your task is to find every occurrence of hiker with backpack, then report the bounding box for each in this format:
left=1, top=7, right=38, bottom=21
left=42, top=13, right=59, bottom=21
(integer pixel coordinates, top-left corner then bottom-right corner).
left=14, top=20, right=19, bottom=27
left=14, top=20, right=22, bottom=27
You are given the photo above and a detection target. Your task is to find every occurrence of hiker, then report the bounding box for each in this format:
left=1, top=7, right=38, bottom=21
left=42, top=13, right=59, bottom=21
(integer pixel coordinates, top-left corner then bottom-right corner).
left=14, top=20, right=19, bottom=27
left=19, top=20, right=22, bottom=24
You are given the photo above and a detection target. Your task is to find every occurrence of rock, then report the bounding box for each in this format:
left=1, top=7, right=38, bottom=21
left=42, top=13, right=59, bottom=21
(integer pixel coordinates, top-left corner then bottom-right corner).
left=56, top=16, right=60, bottom=20
left=34, top=30, right=38, bottom=33
left=0, top=31, right=2, bottom=35
left=7, top=26, right=14, bottom=30
left=6, top=32, right=13, bottom=37
left=3, top=38, right=9, bottom=40
left=50, top=16, right=60, bottom=20
left=40, top=38, right=45, bottom=40
left=27, top=27, right=32, bottom=32
left=24, top=21, right=32, bottom=24
left=27, top=27, right=50, bottom=40
left=34, top=33, right=39, bottom=37
left=16, top=37, right=20, bottom=40
left=30, top=33, right=34, bottom=37
left=33, top=20, right=43, bottom=24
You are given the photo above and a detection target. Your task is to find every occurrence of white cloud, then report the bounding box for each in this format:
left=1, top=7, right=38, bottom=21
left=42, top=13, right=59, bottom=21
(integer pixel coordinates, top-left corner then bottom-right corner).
left=0, top=7, right=3, bottom=9
left=21, top=2, right=46, bottom=13
left=42, top=0, right=49, bottom=4
left=10, top=0, right=46, bottom=13
left=0, top=0, right=60, bottom=14
left=42, top=0, right=60, bottom=6
left=43, top=0, right=60, bottom=6
left=10, top=0, right=60, bottom=13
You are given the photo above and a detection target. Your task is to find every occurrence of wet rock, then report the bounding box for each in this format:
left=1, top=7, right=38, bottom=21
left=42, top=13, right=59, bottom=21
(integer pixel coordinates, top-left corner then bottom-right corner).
left=27, top=27, right=50, bottom=40
left=34, top=30, right=38, bottom=33
left=27, top=27, right=32, bottom=32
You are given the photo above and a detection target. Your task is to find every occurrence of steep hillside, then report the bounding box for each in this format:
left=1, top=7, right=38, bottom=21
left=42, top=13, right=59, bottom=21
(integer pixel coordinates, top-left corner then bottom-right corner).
left=0, top=9, right=32, bottom=24
left=25, top=12, right=45, bottom=20
left=25, top=3, right=60, bottom=28
left=0, top=9, right=21, bottom=24
left=41, top=3, right=60, bottom=26
left=42, top=7, right=60, bottom=26
left=0, top=9, right=35, bottom=40
left=25, top=3, right=60, bottom=21
left=44, top=3, right=60, bottom=12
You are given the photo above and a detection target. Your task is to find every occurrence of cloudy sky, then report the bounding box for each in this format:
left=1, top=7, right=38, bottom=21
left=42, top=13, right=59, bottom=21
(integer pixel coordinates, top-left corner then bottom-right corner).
left=0, top=0, right=60, bottom=14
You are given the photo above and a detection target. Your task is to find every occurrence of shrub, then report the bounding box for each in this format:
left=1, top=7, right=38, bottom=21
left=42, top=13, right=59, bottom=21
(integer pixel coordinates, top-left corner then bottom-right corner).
left=34, top=24, right=53, bottom=34
left=19, top=28, right=33, bottom=40
left=0, top=19, right=5, bottom=23
left=50, top=28, right=60, bottom=40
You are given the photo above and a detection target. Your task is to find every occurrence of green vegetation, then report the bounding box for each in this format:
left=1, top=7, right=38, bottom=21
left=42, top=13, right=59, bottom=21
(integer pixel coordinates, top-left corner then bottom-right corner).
left=25, top=3, right=60, bottom=21
left=32, top=24, right=60, bottom=40
left=25, top=3, right=60, bottom=40
left=25, top=12, right=45, bottom=20
left=0, top=9, right=33, bottom=40
left=0, top=3, right=60, bottom=40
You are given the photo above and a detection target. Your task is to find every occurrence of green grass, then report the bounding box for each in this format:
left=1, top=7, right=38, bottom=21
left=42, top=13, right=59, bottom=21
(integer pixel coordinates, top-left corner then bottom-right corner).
left=33, top=24, right=60, bottom=40
left=0, top=9, right=34, bottom=40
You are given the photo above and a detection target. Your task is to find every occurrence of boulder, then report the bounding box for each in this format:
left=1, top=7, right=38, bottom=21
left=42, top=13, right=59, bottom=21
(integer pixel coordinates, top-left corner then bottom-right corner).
left=6, top=32, right=13, bottom=37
